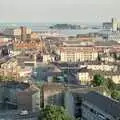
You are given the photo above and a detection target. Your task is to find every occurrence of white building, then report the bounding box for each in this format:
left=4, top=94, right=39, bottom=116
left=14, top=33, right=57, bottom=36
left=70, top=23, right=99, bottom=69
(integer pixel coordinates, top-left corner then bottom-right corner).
left=103, top=18, right=120, bottom=31
left=87, top=63, right=117, bottom=71
left=60, top=47, right=98, bottom=62
left=101, top=56, right=115, bottom=62
left=77, top=69, right=91, bottom=85
left=112, top=18, right=118, bottom=32
left=43, top=54, right=54, bottom=63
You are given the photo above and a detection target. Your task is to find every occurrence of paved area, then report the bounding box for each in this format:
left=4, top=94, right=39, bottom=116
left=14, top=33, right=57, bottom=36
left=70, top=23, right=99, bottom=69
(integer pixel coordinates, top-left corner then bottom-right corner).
left=0, top=110, right=38, bottom=120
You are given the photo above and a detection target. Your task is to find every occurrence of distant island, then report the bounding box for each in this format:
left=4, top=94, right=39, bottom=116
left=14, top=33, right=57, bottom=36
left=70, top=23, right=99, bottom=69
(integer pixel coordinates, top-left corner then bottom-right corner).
left=49, top=24, right=81, bottom=29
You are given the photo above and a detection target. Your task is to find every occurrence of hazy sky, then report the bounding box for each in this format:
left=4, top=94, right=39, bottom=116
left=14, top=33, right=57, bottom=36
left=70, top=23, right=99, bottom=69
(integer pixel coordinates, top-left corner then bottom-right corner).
left=0, top=0, right=120, bottom=23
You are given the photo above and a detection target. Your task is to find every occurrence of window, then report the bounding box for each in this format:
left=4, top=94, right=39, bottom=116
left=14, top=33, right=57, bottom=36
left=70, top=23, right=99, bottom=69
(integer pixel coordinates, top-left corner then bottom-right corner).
left=106, top=118, right=110, bottom=120
left=90, top=108, right=93, bottom=112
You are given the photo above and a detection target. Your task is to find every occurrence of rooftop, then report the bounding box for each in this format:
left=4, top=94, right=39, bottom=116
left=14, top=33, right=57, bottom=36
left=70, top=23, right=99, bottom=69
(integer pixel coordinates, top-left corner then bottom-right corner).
left=0, top=81, right=30, bottom=90
left=17, top=84, right=40, bottom=95
left=95, top=41, right=120, bottom=46
left=69, top=86, right=107, bottom=95
left=84, top=91, right=120, bottom=118
left=43, top=83, right=65, bottom=92
left=89, top=70, right=120, bottom=76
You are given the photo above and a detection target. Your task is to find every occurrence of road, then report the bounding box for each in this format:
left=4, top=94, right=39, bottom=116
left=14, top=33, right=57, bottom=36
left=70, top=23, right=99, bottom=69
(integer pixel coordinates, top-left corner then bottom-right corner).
left=0, top=110, right=38, bottom=120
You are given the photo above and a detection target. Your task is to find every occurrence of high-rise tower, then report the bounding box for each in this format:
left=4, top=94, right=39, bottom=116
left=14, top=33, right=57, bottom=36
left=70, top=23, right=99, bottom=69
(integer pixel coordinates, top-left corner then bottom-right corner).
left=21, top=26, right=27, bottom=41
left=112, top=18, right=118, bottom=31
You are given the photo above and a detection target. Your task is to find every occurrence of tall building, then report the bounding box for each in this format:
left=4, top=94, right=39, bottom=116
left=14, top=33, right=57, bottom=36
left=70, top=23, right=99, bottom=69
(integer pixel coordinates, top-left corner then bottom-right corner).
left=20, top=26, right=32, bottom=41
left=4, top=27, right=32, bottom=41
left=112, top=18, right=118, bottom=32
left=21, top=26, right=27, bottom=41
left=103, top=18, right=120, bottom=31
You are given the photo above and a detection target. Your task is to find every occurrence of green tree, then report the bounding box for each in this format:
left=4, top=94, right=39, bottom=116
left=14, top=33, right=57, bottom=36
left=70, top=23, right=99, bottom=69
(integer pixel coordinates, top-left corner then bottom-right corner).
left=39, top=105, right=72, bottom=120
left=117, top=56, right=120, bottom=60
left=0, top=76, right=4, bottom=81
left=92, top=74, right=105, bottom=87
left=53, top=76, right=58, bottom=82
left=105, top=78, right=116, bottom=91
left=113, top=53, right=117, bottom=60
left=111, top=90, right=120, bottom=101
left=0, top=75, right=15, bottom=82
left=97, top=54, right=101, bottom=61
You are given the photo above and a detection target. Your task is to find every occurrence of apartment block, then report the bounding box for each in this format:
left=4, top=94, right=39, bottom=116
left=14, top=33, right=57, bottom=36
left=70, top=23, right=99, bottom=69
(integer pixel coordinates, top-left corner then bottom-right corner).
left=64, top=87, right=109, bottom=119
left=60, top=47, right=98, bottom=62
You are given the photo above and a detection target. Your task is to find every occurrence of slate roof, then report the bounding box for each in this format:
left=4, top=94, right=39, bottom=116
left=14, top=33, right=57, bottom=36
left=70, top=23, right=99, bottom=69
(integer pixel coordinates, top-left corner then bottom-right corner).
left=84, top=91, right=120, bottom=118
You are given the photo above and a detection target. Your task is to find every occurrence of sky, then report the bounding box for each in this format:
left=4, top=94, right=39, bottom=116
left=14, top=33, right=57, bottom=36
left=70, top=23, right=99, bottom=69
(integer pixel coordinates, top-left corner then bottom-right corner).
left=0, top=0, right=120, bottom=23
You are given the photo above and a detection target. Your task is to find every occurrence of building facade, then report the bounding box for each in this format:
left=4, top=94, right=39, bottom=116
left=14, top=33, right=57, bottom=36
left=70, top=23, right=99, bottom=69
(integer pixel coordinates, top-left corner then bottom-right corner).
left=77, top=70, right=91, bottom=85
left=0, top=58, right=21, bottom=79
left=64, top=88, right=109, bottom=119
left=60, top=47, right=98, bottom=62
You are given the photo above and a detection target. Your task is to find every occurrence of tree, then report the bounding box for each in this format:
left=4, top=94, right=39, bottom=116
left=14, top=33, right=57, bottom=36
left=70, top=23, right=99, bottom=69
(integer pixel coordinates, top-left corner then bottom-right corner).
left=92, top=74, right=105, bottom=87
left=111, top=90, right=120, bottom=101
left=39, top=105, right=73, bottom=120
left=117, top=56, right=120, bottom=60
left=97, top=54, right=101, bottom=61
left=105, top=78, right=116, bottom=91
left=0, top=76, right=4, bottom=81
left=0, top=75, right=15, bottom=82
left=113, top=53, right=117, bottom=60
left=53, top=76, right=58, bottom=82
